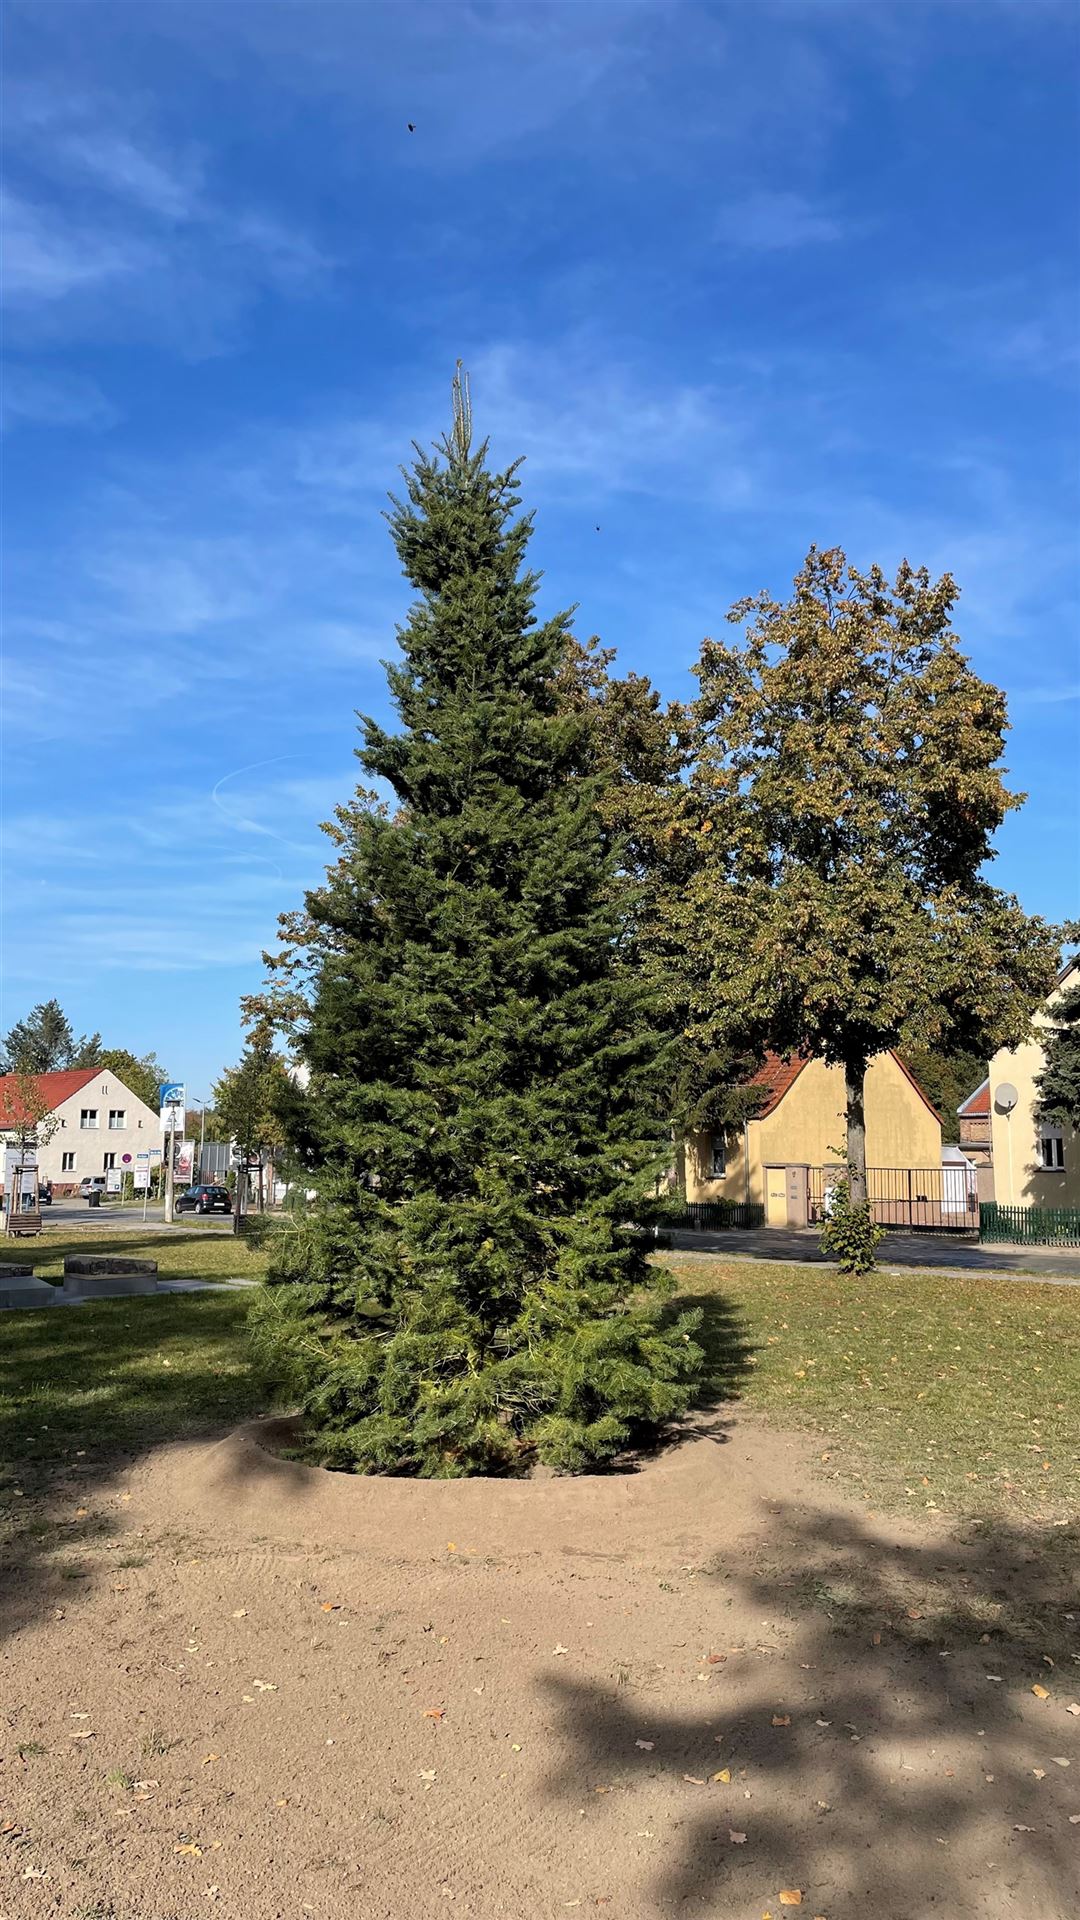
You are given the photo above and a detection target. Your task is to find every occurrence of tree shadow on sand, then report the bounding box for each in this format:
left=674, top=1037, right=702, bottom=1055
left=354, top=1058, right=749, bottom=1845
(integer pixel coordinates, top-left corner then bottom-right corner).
left=540, top=1505, right=1080, bottom=1918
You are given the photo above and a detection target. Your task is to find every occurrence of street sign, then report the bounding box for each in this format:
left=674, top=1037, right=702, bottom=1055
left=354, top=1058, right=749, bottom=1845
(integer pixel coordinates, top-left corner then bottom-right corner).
left=159, top=1082, right=185, bottom=1128
left=175, top=1140, right=195, bottom=1183
left=106, top=1168, right=123, bottom=1194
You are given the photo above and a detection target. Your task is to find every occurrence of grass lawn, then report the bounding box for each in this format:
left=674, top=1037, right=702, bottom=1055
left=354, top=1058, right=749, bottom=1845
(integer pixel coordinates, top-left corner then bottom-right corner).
left=0, top=1290, right=264, bottom=1496
left=672, top=1256, right=1080, bottom=1522
left=1, top=1236, right=1077, bottom=1525
left=31, top=1224, right=267, bottom=1283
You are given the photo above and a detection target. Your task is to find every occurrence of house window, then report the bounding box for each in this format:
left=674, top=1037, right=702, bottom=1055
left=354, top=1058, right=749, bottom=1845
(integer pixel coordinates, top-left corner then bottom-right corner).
left=103, top=1152, right=117, bottom=1171
left=80, top=1109, right=99, bottom=1129
left=108, top=1109, right=126, bottom=1129
left=710, top=1136, right=730, bottom=1179
left=62, top=1151, right=76, bottom=1173
left=1040, top=1128, right=1066, bottom=1170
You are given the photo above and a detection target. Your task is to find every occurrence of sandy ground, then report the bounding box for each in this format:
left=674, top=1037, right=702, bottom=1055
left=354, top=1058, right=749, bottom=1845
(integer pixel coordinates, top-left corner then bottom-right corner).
left=2, top=1414, right=1078, bottom=1920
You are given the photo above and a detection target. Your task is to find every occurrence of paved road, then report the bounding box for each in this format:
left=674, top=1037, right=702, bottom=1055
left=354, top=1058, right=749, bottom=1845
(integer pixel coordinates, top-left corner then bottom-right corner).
left=33, top=1200, right=234, bottom=1232
left=668, top=1226, right=1080, bottom=1283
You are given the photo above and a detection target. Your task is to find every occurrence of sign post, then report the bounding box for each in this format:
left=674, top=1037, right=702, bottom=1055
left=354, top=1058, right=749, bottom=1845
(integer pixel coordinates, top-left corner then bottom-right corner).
left=159, top=1084, right=185, bottom=1225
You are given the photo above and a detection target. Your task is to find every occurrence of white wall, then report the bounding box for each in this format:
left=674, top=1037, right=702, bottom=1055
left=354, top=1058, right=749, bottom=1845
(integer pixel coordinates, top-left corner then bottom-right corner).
left=39, top=1074, right=162, bottom=1188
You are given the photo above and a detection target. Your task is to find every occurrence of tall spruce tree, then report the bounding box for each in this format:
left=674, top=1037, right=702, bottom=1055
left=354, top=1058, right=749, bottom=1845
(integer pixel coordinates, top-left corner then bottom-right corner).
left=251, top=374, right=702, bottom=1476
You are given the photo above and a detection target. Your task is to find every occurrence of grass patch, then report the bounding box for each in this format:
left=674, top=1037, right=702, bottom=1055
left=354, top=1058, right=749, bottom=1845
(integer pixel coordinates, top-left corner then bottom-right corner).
left=0, top=1288, right=267, bottom=1490
left=674, top=1257, right=1080, bottom=1521
left=3, top=1245, right=1077, bottom=1528
left=33, top=1226, right=268, bottom=1284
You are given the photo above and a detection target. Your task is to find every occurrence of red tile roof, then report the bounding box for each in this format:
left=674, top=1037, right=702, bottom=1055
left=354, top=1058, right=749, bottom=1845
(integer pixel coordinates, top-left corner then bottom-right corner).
left=0, top=1068, right=99, bottom=1129
left=744, top=1054, right=811, bottom=1115
left=957, top=1078, right=990, bottom=1116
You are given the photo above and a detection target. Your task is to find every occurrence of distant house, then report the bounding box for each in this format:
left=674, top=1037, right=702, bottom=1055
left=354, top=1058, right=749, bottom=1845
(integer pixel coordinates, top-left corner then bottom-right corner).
left=982, top=957, right=1080, bottom=1210
left=683, top=1050, right=943, bottom=1226
left=956, top=1079, right=995, bottom=1201
left=0, top=1068, right=161, bottom=1195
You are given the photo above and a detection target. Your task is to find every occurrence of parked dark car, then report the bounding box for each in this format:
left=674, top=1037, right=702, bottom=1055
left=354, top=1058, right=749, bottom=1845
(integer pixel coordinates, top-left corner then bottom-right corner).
left=176, top=1184, right=232, bottom=1215
left=39, top=1179, right=52, bottom=1205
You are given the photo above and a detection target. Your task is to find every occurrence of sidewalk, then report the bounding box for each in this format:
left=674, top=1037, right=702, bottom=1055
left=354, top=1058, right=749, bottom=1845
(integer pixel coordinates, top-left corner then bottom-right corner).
left=667, top=1225, right=1080, bottom=1284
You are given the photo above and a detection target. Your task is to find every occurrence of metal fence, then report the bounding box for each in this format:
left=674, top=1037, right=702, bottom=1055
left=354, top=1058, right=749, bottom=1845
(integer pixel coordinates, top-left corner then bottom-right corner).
left=808, top=1166, right=979, bottom=1233
left=668, top=1199, right=765, bottom=1232
left=980, top=1202, right=1080, bottom=1247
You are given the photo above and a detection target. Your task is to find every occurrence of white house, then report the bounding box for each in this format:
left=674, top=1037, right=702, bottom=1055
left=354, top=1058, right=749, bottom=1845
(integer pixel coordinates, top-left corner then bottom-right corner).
left=0, top=1068, right=162, bottom=1195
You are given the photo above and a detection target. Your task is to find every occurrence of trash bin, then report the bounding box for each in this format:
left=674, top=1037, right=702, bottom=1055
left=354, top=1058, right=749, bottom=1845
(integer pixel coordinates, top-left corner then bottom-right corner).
left=88, top=1191, right=101, bottom=1208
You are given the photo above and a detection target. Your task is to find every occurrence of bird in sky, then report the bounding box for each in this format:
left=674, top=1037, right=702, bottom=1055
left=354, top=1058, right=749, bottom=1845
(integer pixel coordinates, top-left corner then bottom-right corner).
left=407, top=122, right=416, bottom=133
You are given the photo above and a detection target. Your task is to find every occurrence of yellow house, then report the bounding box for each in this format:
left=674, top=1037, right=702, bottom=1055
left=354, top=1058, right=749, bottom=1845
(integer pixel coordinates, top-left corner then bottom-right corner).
left=988, top=958, right=1080, bottom=1208
left=684, top=1050, right=943, bottom=1226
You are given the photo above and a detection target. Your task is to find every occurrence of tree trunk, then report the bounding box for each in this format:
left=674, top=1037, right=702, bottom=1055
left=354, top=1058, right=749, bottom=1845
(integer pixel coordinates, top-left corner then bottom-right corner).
left=672, top=1133, right=687, bottom=1200
left=844, top=1058, right=868, bottom=1208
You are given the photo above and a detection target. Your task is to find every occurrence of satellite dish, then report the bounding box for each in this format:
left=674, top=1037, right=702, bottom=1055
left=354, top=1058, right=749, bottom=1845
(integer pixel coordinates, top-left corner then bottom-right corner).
left=994, top=1083, right=1019, bottom=1114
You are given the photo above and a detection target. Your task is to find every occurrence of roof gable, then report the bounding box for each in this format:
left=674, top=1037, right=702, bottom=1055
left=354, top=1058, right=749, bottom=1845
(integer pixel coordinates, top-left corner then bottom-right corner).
left=743, top=1050, right=941, bottom=1123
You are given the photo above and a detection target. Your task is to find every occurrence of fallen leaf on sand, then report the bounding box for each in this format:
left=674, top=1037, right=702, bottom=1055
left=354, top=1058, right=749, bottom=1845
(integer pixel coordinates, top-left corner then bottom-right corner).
left=175, top=1843, right=203, bottom=1858
left=275, top=1798, right=288, bottom=1809
left=1068, top=1814, right=1080, bottom=1825
left=683, top=1775, right=706, bottom=1786
left=418, top=1769, right=437, bottom=1782
left=1033, top=1768, right=1046, bottom=1779
left=231, top=1610, right=247, bottom=1619
left=772, top=1715, right=791, bottom=1728
left=815, top=1719, right=830, bottom=1728
left=635, top=1740, right=654, bottom=1751
left=1032, top=1684, right=1050, bottom=1700
left=779, top=1895, right=803, bottom=1909
left=320, top=1603, right=341, bottom=1612
left=1067, top=1703, right=1080, bottom=1716
left=713, top=1769, right=731, bottom=1783
left=728, top=1830, right=747, bottom=1844
left=553, top=1644, right=569, bottom=1656
left=1051, top=1756, right=1070, bottom=1767
left=424, top=1708, right=446, bottom=1721
left=706, top=1653, right=725, bottom=1665
left=135, top=1780, right=159, bottom=1792
left=70, top=1730, right=95, bottom=1740
left=22, top=1866, right=47, bottom=1880
left=202, top=1754, right=220, bottom=1766
left=1013, top=1825, right=1034, bottom=1832
left=252, top=1680, right=277, bottom=1692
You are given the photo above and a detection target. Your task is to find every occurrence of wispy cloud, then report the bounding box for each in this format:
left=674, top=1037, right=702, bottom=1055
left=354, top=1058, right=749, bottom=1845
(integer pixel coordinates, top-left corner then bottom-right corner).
left=1, top=362, right=118, bottom=431
left=1, top=92, right=329, bottom=354
left=713, top=189, right=848, bottom=251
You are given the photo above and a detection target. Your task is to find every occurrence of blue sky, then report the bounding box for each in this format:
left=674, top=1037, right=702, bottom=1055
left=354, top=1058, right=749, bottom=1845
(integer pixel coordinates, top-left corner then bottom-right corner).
left=3, top=0, right=1078, bottom=1098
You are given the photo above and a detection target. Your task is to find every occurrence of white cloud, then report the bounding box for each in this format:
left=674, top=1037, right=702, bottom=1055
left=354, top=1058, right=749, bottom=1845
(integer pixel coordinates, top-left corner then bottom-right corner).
left=713, top=189, right=847, bottom=251
left=0, top=186, right=156, bottom=303
left=1, top=96, right=328, bottom=353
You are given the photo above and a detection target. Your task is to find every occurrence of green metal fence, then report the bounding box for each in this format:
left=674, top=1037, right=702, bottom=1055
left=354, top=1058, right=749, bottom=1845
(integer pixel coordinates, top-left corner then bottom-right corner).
left=668, top=1199, right=765, bottom=1232
left=980, top=1202, right=1080, bottom=1247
